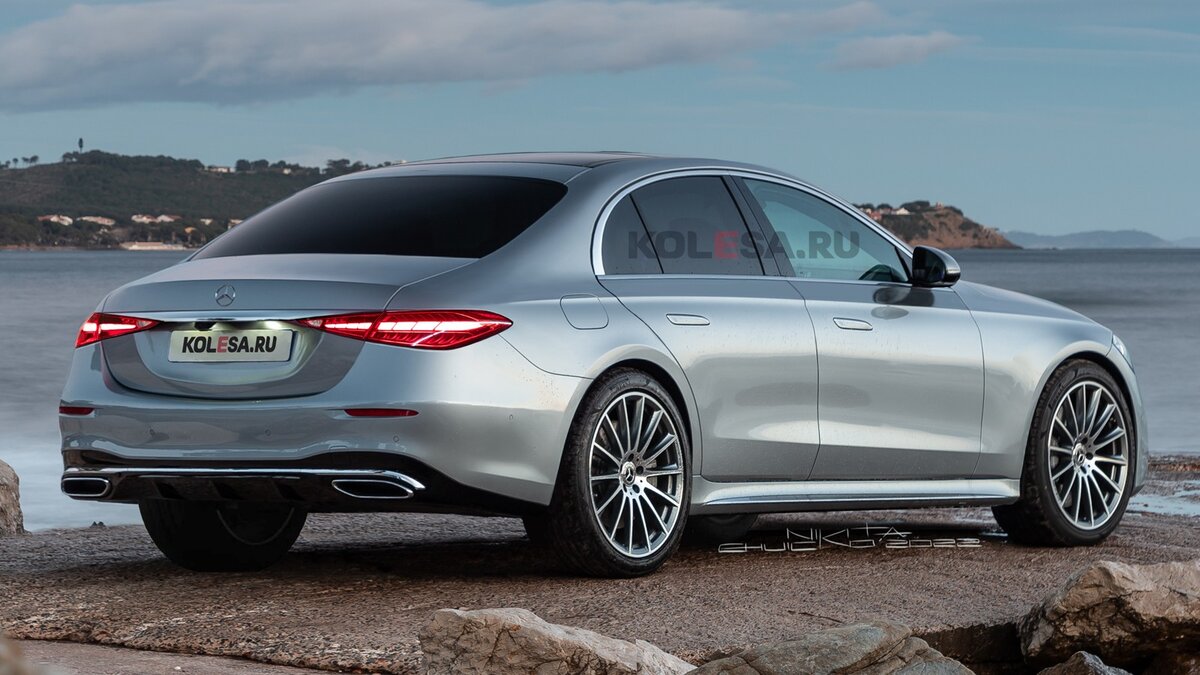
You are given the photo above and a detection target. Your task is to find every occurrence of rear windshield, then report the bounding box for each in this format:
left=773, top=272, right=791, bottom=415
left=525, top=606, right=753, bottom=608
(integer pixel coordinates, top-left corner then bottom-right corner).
left=194, top=175, right=567, bottom=259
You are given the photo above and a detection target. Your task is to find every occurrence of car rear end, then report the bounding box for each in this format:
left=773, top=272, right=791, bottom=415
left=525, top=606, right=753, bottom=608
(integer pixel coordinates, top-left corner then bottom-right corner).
left=59, top=169, right=587, bottom=518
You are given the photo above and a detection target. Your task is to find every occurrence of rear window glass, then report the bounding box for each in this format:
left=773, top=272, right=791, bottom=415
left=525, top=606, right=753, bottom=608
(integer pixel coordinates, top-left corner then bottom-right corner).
left=194, top=175, right=567, bottom=259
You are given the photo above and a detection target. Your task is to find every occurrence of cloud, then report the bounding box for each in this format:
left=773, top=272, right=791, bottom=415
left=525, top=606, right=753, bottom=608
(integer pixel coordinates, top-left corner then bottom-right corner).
left=829, top=30, right=965, bottom=70
left=0, top=0, right=884, bottom=111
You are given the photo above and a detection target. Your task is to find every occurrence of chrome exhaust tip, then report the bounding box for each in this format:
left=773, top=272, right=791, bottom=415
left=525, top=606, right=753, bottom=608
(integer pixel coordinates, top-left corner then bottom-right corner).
left=61, top=476, right=112, bottom=499
left=330, top=478, right=415, bottom=500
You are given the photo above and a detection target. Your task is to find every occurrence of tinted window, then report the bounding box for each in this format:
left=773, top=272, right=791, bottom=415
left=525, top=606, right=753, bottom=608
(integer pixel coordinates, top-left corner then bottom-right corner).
left=630, top=177, right=763, bottom=275
left=194, top=175, right=567, bottom=259
left=743, top=179, right=908, bottom=282
left=601, top=196, right=662, bottom=274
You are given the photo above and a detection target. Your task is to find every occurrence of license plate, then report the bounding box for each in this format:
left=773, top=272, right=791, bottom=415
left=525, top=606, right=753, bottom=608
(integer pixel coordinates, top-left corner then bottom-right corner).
left=168, top=329, right=294, bottom=363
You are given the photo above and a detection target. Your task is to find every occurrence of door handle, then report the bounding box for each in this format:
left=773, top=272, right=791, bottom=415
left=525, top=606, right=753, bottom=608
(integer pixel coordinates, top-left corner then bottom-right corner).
left=667, top=313, right=710, bottom=326
left=833, top=317, right=873, bottom=331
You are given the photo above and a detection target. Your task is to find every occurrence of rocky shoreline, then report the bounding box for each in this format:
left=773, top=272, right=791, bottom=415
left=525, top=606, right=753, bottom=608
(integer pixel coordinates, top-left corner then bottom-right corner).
left=1, top=461, right=1197, bottom=673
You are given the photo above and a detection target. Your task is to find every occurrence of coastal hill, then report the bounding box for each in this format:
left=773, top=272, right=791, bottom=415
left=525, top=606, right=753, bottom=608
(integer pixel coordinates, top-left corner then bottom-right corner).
left=857, top=201, right=1018, bottom=249
left=1005, top=229, right=1175, bottom=249
left=0, top=151, right=369, bottom=248
left=0, top=151, right=1015, bottom=249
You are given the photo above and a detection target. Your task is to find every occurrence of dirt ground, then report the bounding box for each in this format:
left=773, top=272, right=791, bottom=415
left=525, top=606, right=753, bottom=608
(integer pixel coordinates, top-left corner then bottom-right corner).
left=2, top=464, right=1197, bottom=674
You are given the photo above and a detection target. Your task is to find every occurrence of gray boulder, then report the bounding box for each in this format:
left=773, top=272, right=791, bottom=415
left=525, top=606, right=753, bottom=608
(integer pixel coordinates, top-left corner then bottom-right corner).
left=419, top=607, right=694, bottom=675
left=1021, top=559, right=1200, bottom=667
left=1037, top=652, right=1132, bottom=675
left=0, top=460, right=23, bottom=536
left=688, top=622, right=972, bottom=675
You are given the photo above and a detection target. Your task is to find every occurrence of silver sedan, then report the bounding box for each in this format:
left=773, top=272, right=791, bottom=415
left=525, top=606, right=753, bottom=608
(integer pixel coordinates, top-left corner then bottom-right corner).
left=59, top=153, right=1147, bottom=576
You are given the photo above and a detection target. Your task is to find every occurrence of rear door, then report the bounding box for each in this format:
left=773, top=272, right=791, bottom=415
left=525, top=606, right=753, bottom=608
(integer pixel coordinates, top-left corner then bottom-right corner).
left=736, top=177, right=984, bottom=479
left=598, top=175, right=821, bottom=482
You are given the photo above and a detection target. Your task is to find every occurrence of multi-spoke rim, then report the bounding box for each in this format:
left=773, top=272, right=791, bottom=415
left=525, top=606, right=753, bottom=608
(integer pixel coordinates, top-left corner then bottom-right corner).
left=589, top=391, right=685, bottom=559
left=1047, top=380, right=1129, bottom=531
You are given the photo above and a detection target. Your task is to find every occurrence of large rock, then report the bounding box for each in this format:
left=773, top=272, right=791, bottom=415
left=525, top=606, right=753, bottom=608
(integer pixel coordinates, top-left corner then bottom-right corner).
left=1021, top=559, right=1200, bottom=667
left=0, top=460, right=23, bottom=536
left=688, top=622, right=972, bottom=675
left=419, top=608, right=693, bottom=675
left=1037, top=652, right=1132, bottom=675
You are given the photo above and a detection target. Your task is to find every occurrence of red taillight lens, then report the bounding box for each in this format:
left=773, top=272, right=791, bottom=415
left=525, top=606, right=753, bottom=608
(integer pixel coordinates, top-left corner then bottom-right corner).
left=299, top=310, right=512, bottom=350
left=343, top=408, right=419, bottom=418
left=59, top=405, right=95, bottom=416
left=75, top=313, right=159, bottom=348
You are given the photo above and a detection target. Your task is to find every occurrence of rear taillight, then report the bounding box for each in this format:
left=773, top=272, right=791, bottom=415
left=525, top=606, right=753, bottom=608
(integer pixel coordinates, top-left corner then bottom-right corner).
left=299, top=310, right=512, bottom=350
left=75, top=313, right=159, bottom=348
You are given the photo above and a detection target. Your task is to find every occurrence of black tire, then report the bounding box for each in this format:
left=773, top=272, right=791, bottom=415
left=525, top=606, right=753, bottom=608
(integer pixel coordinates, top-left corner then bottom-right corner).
left=544, top=368, right=691, bottom=577
left=993, top=360, right=1135, bottom=546
left=140, top=500, right=306, bottom=571
left=684, top=514, right=759, bottom=545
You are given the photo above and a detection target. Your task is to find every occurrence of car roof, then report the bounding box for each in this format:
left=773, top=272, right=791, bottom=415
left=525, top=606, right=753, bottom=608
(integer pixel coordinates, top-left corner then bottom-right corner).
left=406, top=151, right=658, bottom=168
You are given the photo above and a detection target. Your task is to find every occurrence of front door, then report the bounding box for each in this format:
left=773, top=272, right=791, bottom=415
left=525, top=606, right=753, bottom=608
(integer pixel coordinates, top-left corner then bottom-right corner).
left=737, top=178, right=984, bottom=479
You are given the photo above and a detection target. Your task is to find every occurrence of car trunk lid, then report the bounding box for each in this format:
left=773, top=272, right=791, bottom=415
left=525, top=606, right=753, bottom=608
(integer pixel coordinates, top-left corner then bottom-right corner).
left=100, top=254, right=472, bottom=399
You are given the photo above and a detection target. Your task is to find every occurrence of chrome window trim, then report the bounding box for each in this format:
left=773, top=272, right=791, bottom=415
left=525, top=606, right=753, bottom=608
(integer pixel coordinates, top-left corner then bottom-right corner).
left=591, top=167, right=914, bottom=277
left=597, top=272, right=957, bottom=292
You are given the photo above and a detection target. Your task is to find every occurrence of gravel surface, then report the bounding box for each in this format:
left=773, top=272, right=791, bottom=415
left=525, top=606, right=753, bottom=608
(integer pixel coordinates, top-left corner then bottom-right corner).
left=1, top=466, right=1196, bottom=674
left=17, top=640, right=327, bottom=674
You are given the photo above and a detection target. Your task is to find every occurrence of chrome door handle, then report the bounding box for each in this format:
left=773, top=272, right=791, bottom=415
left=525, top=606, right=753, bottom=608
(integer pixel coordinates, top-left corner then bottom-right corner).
left=833, top=318, right=873, bottom=331
left=667, top=313, right=710, bottom=326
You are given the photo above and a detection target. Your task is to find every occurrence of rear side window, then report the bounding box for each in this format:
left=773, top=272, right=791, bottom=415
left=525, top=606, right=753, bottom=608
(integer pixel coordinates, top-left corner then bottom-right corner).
left=629, top=177, right=763, bottom=276
left=600, top=195, right=661, bottom=274
left=194, top=175, right=567, bottom=259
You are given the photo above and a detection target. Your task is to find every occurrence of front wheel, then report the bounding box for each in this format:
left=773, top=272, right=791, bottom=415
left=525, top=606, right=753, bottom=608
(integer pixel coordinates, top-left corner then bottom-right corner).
left=993, top=360, right=1134, bottom=546
left=543, top=368, right=690, bottom=577
left=140, top=500, right=307, bottom=571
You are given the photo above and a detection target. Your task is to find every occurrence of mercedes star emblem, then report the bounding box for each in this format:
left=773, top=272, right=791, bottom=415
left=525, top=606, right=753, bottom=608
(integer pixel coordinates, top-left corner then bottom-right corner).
left=214, top=284, right=237, bottom=307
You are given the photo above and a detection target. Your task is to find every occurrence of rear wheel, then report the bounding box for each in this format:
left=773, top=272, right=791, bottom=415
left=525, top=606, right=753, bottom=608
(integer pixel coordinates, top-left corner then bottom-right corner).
left=993, top=360, right=1134, bottom=546
left=140, top=500, right=306, bottom=571
left=544, top=368, right=690, bottom=577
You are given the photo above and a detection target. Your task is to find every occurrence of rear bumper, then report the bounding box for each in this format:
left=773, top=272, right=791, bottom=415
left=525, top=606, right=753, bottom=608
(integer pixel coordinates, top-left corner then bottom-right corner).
left=60, top=336, right=591, bottom=509
left=60, top=451, right=543, bottom=516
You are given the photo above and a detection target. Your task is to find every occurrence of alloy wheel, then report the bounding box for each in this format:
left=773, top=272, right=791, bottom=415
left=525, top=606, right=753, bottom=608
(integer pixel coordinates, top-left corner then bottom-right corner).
left=589, top=391, right=685, bottom=558
left=1047, top=380, right=1129, bottom=530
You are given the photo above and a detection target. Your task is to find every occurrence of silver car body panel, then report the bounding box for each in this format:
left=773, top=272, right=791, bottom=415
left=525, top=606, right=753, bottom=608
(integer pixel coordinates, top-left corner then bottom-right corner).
left=60, top=153, right=1149, bottom=517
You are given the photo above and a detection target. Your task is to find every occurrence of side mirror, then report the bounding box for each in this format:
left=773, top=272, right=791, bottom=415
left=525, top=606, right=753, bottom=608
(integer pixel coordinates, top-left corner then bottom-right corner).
left=911, top=246, right=961, bottom=287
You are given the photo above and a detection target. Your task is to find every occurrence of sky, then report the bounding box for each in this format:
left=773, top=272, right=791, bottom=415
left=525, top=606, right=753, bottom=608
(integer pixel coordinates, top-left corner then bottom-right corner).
left=0, top=0, right=1197, bottom=239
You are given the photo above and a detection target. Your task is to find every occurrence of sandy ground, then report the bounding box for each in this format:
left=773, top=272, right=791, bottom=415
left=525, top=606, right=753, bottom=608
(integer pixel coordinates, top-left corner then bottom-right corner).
left=15, top=640, right=327, bottom=674
left=1, top=464, right=1196, bottom=674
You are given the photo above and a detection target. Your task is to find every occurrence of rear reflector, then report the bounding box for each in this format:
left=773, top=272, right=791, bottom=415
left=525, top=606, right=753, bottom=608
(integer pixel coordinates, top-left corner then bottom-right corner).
left=300, top=310, right=511, bottom=349
left=59, top=405, right=95, bottom=416
left=343, top=408, right=419, bottom=418
left=76, top=313, right=159, bottom=348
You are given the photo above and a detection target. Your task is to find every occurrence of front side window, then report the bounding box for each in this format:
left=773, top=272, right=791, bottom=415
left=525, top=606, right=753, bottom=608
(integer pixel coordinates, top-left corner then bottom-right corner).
left=629, top=176, right=763, bottom=276
left=743, top=179, right=907, bottom=282
left=194, top=175, right=567, bottom=260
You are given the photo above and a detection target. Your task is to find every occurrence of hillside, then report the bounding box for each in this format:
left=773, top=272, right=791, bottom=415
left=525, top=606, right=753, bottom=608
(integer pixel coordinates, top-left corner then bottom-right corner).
left=0, top=151, right=365, bottom=248
left=1005, top=229, right=1174, bottom=249
left=858, top=201, right=1018, bottom=250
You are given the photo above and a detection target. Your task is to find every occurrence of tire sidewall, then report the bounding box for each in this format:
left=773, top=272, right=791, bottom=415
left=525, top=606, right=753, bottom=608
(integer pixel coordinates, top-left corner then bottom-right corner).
left=1028, top=362, right=1135, bottom=544
left=555, top=369, right=691, bottom=576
